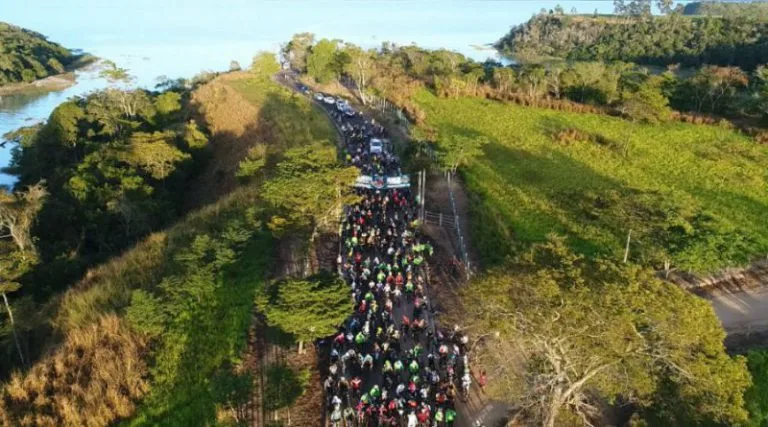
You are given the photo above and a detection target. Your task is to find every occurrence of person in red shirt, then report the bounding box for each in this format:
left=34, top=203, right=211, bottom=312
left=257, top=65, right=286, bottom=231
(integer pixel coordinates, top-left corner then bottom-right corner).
left=478, top=369, right=488, bottom=392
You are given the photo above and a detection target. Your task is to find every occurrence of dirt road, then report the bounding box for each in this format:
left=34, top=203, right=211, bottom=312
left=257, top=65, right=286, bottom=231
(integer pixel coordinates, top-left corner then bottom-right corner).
left=706, top=286, right=768, bottom=334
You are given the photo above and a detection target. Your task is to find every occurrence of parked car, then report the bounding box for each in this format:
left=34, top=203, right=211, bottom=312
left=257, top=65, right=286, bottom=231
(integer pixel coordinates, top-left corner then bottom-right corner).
left=298, top=84, right=310, bottom=94
left=344, top=108, right=356, bottom=117
left=370, top=138, right=383, bottom=154
left=313, top=92, right=325, bottom=101
left=323, top=96, right=336, bottom=105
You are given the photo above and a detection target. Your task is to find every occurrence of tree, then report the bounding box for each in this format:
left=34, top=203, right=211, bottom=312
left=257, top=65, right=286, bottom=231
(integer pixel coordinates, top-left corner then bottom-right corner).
left=0, top=182, right=47, bottom=253
left=491, top=67, right=517, bottom=94
left=99, top=59, right=133, bottom=84
left=262, top=142, right=359, bottom=240
left=282, top=32, right=315, bottom=71
left=256, top=271, right=351, bottom=353
left=690, top=66, right=749, bottom=113
left=341, top=44, right=375, bottom=104
left=251, top=51, right=280, bottom=78
left=0, top=247, right=34, bottom=366
left=745, top=350, right=768, bottom=427
left=621, top=76, right=672, bottom=123
left=656, top=0, right=674, bottom=15
left=438, top=133, right=490, bottom=176
left=753, top=65, right=768, bottom=120
left=154, top=91, right=182, bottom=118
left=123, top=131, right=190, bottom=180
left=518, top=64, right=547, bottom=101
left=229, top=60, right=241, bottom=72
left=306, top=39, right=339, bottom=83
left=451, top=237, right=750, bottom=427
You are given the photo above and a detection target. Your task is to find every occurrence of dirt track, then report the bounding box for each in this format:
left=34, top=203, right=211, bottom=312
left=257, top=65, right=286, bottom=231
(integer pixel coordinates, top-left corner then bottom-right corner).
left=706, top=286, right=768, bottom=334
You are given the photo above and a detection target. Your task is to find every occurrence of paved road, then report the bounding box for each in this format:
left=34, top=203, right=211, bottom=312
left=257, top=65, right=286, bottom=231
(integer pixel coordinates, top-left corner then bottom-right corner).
left=282, top=72, right=511, bottom=426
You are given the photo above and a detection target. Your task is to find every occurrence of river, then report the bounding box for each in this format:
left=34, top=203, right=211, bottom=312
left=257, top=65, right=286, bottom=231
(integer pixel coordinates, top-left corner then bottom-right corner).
left=0, top=0, right=612, bottom=187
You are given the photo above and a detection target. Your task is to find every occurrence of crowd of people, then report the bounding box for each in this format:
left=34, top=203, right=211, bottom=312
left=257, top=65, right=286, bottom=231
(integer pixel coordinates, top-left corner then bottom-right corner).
left=320, top=98, right=472, bottom=426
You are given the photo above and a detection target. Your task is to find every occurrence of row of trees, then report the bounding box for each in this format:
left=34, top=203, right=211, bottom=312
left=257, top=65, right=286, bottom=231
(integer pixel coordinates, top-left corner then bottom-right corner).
left=0, top=21, right=82, bottom=86
left=285, top=34, right=768, bottom=127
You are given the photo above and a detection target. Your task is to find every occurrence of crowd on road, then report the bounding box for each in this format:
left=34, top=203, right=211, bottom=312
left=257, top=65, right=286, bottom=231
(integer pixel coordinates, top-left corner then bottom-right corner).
left=311, top=92, right=472, bottom=427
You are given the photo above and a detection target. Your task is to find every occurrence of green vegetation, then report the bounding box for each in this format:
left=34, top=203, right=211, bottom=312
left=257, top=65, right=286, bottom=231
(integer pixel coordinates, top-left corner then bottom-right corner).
left=496, top=12, right=768, bottom=70
left=745, top=350, right=768, bottom=427
left=0, top=56, right=352, bottom=425
left=683, top=1, right=768, bottom=18
left=0, top=21, right=85, bottom=86
left=263, top=365, right=309, bottom=411
left=414, top=89, right=768, bottom=273
left=257, top=271, right=352, bottom=353
left=4, top=86, right=205, bottom=304
left=451, top=237, right=750, bottom=427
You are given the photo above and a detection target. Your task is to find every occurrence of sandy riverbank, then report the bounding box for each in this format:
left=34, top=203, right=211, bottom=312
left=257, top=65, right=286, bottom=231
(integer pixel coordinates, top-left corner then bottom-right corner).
left=0, top=73, right=77, bottom=96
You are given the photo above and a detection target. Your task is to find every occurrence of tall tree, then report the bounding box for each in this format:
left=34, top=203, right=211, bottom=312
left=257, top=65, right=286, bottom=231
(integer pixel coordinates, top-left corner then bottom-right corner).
left=251, top=51, right=280, bottom=78
left=281, top=32, right=315, bottom=71
left=452, top=237, right=750, bottom=427
left=256, top=271, right=351, bottom=353
left=437, top=133, right=490, bottom=175
left=0, top=182, right=47, bottom=253
left=306, top=39, right=339, bottom=83
left=340, top=44, right=375, bottom=104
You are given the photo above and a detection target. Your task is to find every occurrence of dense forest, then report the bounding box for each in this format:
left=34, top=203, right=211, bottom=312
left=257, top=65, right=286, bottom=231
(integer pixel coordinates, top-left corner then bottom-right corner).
left=0, top=22, right=83, bottom=86
left=496, top=12, right=768, bottom=70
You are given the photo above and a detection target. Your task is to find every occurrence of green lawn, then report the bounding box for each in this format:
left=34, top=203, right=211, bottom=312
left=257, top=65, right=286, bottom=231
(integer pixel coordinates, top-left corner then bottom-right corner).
left=415, top=90, right=768, bottom=273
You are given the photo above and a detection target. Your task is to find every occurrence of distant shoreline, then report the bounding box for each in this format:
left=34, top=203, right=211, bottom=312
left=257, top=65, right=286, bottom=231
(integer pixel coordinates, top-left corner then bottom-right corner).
left=0, top=54, right=98, bottom=96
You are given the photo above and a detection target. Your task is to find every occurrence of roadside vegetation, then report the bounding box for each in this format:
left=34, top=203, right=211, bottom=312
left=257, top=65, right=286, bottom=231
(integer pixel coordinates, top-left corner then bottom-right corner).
left=282, top=28, right=768, bottom=426
left=0, top=21, right=89, bottom=87
left=0, top=53, right=355, bottom=425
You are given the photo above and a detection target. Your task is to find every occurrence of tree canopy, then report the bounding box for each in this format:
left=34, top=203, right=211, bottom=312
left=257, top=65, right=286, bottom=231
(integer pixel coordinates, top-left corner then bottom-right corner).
left=496, top=13, right=768, bottom=71
left=451, top=236, right=750, bottom=426
left=0, top=21, right=80, bottom=86
left=256, top=271, right=351, bottom=346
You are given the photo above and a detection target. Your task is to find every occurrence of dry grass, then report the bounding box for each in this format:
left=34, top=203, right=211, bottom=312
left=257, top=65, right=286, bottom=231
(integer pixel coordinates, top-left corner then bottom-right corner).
left=0, top=315, right=148, bottom=427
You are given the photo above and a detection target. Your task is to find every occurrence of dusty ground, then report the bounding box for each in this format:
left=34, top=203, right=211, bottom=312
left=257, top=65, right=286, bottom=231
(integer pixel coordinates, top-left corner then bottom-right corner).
left=673, top=261, right=768, bottom=349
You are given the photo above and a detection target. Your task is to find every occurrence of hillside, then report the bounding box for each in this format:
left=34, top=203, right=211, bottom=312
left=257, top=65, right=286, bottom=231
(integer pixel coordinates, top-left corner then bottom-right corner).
left=0, top=69, right=344, bottom=425
left=414, top=89, right=768, bottom=274
left=496, top=13, right=768, bottom=69
left=683, top=1, right=768, bottom=17
left=0, top=22, right=83, bottom=86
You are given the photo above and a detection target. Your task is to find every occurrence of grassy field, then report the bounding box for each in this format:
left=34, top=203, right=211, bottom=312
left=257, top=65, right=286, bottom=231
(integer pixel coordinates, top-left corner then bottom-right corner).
left=415, top=90, right=768, bottom=273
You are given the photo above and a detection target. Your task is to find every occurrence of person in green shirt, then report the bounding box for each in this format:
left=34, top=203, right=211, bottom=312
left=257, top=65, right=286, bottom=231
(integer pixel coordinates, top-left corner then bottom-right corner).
left=446, top=408, right=457, bottom=424
left=434, top=408, right=444, bottom=423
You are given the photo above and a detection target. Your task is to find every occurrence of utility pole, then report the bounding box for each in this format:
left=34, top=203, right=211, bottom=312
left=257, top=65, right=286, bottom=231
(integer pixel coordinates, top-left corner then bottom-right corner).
left=420, top=170, right=426, bottom=222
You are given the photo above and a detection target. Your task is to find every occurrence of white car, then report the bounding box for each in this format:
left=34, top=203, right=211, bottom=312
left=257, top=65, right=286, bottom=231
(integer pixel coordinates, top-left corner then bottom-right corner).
left=336, top=99, right=349, bottom=110
left=313, top=92, right=324, bottom=101
left=323, top=96, right=336, bottom=105
left=370, top=138, right=383, bottom=154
